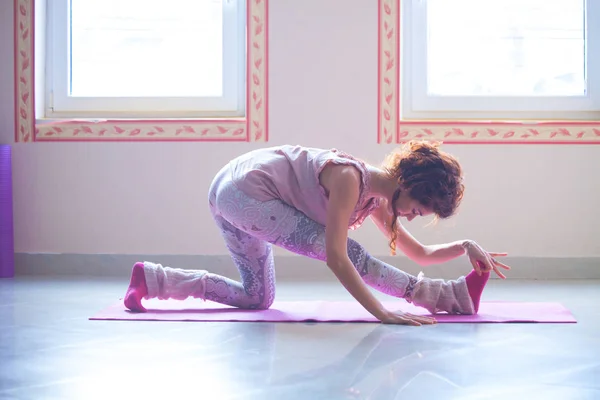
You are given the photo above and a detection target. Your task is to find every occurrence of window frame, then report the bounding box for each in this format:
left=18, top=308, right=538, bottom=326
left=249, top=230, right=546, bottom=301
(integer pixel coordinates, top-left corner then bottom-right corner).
left=14, top=0, right=269, bottom=142
left=45, top=0, right=246, bottom=119
left=402, top=0, right=600, bottom=121
left=377, top=0, right=600, bottom=144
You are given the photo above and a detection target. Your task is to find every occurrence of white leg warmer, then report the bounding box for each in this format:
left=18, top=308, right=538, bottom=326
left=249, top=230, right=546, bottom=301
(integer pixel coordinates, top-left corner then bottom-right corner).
left=143, top=261, right=207, bottom=301
left=408, top=272, right=475, bottom=315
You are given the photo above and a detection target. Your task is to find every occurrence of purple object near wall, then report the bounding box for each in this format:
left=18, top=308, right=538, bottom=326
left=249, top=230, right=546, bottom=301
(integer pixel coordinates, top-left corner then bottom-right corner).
left=0, top=145, right=14, bottom=278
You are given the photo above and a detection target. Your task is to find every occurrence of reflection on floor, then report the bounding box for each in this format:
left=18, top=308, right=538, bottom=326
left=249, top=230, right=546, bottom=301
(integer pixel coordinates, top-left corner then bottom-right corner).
left=1, top=277, right=599, bottom=400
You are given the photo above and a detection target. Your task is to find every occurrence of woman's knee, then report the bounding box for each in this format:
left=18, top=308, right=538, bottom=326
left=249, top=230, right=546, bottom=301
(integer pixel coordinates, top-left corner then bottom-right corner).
left=243, top=295, right=273, bottom=310
left=256, top=285, right=276, bottom=310
left=255, top=301, right=273, bottom=310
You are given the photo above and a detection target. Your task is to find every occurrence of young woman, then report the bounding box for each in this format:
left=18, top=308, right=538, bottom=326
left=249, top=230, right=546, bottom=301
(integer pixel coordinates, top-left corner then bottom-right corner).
left=124, top=141, right=510, bottom=325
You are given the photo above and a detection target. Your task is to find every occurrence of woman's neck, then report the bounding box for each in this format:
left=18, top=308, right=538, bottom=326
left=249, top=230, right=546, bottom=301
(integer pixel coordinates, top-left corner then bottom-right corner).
left=366, top=165, right=397, bottom=199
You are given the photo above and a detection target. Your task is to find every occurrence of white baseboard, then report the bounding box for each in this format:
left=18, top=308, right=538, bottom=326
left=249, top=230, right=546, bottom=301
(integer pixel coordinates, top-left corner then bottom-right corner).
left=12, top=253, right=600, bottom=280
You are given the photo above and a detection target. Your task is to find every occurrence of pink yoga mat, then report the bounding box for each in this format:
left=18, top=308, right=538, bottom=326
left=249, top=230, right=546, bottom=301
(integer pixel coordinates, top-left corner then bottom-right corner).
left=90, top=299, right=576, bottom=323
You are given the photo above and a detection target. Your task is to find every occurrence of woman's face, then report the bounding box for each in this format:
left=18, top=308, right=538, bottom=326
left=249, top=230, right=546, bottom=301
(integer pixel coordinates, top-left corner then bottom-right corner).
left=393, top=191, right=433, bottom=222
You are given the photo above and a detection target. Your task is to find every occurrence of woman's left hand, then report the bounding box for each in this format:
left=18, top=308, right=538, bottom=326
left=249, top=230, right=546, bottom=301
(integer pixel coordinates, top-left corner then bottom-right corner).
left=463, top=240, right=511, bottom=279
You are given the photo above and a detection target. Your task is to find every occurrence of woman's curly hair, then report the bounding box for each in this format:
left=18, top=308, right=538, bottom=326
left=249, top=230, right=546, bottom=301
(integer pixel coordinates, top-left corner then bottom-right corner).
left=382, top=140, right=465, bottom=254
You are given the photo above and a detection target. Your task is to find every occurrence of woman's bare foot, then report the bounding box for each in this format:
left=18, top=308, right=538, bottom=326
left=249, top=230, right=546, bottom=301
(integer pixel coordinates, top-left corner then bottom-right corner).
left=124, top=262, right=148, bottom=312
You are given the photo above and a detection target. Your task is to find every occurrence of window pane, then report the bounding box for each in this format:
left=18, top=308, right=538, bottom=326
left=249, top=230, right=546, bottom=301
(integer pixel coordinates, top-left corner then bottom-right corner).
left=70, top=0, right=223, bottom=97
left=426, top=0, right=585, bottom=97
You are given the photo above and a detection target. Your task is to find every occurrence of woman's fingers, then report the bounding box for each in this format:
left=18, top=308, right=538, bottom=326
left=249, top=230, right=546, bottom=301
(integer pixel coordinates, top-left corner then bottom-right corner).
left=401, top=317, right=421, bottom=326
left=479, top=259, right=494, bottom=273
left=484, top=263, right=495, bottom=274
left=406, top=313, right=437, bottom=324
left=493, top=266, right=507, bottom=279
left=388, top=311, right=437, bottom=326
left=466, top=245, right=510, bottom=278
left=470, top=258, right=482, bottom=275
left=493, top=259, right=512, bottom=270
left=416, top=316, right=437, bottom=325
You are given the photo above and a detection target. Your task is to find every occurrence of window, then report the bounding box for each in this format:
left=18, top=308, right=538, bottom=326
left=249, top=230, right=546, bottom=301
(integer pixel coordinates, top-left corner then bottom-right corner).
left=402, top=0, right=600, bottom=120
left=46, top=0, right=246, bottom=119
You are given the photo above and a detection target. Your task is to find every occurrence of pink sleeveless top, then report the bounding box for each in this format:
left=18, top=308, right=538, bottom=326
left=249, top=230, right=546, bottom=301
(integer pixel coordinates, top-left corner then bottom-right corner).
left=229, top=145, right=380, bottom=230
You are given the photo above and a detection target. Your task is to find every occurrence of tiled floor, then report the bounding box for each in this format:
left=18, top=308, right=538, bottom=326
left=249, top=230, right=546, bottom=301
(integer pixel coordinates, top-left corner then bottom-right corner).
left=1, top=277, right=599, bottom=400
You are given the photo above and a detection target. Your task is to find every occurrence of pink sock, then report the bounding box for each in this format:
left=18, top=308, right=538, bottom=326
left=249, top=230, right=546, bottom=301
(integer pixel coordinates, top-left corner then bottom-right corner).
left=465, top=262, right=490, bottom=313
left=124, top=262, right=148, bottom=312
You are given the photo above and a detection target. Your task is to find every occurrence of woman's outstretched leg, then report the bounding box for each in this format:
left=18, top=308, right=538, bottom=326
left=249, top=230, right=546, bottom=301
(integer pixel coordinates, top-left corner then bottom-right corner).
left=272, top=212, right=479, bottom=314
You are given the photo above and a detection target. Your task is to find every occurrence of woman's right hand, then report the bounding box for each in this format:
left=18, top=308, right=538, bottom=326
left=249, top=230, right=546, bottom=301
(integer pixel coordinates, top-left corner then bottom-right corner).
left=379, top=309, right=437, bottom=326
left=462, top=240, right=510, bottom=279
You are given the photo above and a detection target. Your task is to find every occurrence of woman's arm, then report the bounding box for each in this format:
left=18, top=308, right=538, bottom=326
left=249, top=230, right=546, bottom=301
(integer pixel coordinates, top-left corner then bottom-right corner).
left=324, top=166, right=435, bottom=325
left=369, top=201, right=510, bottom=276
left=369, top=199, right=467, bottom=266
left=325, top=166, right=388, bottom=320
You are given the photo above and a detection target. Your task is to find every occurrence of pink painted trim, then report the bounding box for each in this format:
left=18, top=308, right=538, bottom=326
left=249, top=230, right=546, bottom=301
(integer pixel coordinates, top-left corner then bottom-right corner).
left=36, top=119, right=245, bottom=126
left=14, top=0, right=35, bottom=142
left=35, top=137, right=248, bottom=143
left=245, top=0, right=252, bottom=143
left=35, top=120, right=247, bottom=139
left=411, top=141, right=600, bottom=145
left=14, top=0, right=269, bottom=142
left=391, top=125, right=600, bottom=143
left=30, top=0, right=35, bottom=140
left=377, top=0, right=600, bottom=145
left=13, top=0, right=17, bottom=142
left=396, top=0, right=401, bottom=132
left=377, top=0, right=381, bottom=144
left=247, top=0, right=267, bottom=142
left=264, top=0, right=269, bottom=143
left=395, top=124, right=600, bottom=143
left=379, top=0, right=399, bottom=145
left=396, top=121, right=600, bottom=127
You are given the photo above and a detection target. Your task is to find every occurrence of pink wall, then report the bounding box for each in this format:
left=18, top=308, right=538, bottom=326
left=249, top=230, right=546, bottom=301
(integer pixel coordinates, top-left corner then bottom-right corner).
left=3, top=0, right=600, bottom=258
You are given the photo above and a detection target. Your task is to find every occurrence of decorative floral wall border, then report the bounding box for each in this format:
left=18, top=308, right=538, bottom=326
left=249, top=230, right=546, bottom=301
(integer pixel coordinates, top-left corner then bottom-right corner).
left=14, top=0, right=268, bottom=142
left=377, top=0, right=600, bottom=144
left=14, top=0, right=34, bottom=143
